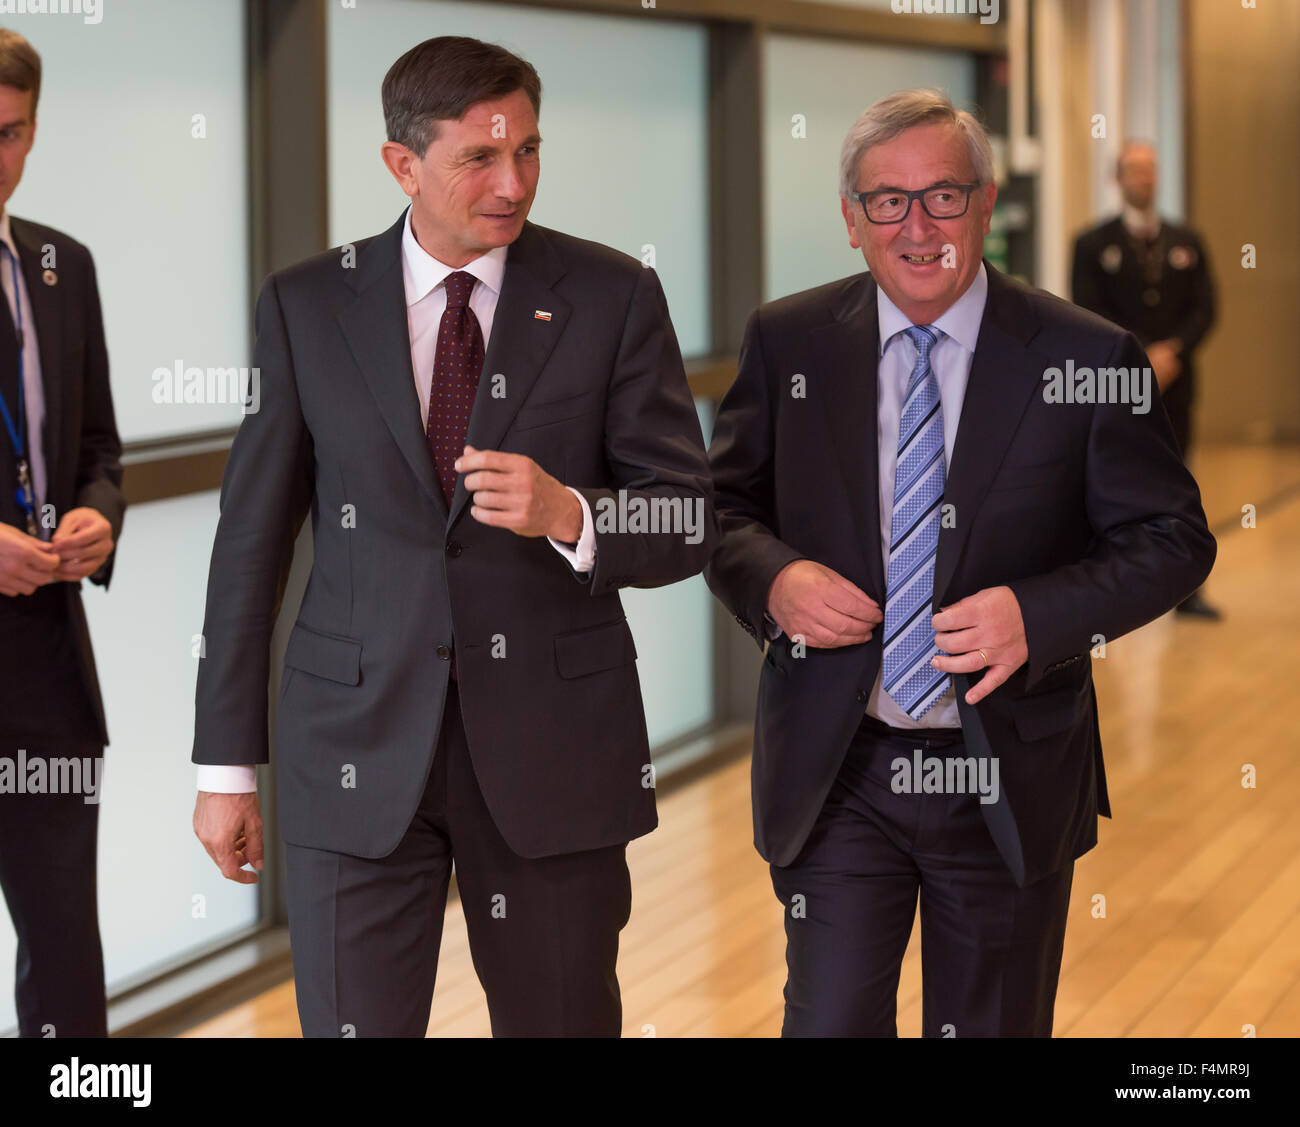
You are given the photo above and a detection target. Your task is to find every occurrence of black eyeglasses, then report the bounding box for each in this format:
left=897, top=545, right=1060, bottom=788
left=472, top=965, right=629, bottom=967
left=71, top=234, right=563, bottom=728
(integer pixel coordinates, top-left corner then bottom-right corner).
left=855, top=182, right=981, bottom=224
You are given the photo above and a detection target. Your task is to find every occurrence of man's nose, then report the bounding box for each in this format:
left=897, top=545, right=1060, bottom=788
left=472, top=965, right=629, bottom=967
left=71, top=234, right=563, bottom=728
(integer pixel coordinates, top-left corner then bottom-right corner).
left=900, top=197, right=939, bottom=243
left=494, top=162, right=528, bottom=202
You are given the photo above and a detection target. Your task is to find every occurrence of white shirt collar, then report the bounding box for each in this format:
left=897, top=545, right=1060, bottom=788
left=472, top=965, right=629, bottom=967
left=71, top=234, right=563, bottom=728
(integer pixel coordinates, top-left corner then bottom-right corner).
left=1121, top=203, right=1160, bottom=239
left=0, top=208, right=17, bottom=259
left=401, top=205, right=507, bottom=306
left=876, top=260, right=988, bottom=357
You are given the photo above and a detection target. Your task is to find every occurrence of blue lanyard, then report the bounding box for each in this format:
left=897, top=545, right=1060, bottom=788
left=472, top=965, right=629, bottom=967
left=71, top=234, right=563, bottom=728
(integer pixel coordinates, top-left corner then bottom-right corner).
left=0, top=244, right=26, bottom=462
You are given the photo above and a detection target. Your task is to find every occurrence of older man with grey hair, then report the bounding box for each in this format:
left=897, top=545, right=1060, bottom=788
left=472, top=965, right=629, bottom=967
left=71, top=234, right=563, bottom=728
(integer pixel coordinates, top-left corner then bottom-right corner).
left=706, top=88, right=1214, bottom=1036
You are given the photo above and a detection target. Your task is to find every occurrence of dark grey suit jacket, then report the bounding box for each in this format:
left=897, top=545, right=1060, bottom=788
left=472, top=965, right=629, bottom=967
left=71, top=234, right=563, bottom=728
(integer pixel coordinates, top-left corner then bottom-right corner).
left=193, top=211, right=714, bottom=859
left=706, top=262, right=1216, bottom=886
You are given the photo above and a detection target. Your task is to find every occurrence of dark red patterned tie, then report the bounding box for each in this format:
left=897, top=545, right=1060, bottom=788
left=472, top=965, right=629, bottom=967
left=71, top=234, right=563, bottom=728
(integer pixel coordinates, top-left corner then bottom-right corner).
left=426, top=270, right=485, bottom=506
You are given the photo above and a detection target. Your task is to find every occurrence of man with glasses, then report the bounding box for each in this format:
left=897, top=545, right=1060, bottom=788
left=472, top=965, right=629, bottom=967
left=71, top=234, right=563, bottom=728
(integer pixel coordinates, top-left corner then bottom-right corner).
left=706, top=89, right=1215, bottom=1036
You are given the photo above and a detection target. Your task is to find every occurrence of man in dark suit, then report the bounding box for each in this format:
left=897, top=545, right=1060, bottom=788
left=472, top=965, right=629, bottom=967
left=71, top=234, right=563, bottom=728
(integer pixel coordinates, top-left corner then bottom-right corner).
left=706, top=89, right=1215, bottom=1036
left=0, top=29, right=124, bottom=1037
left=1072, top=139, right=1219, bottom=618
left=191, top=36, right=713, bottom=1037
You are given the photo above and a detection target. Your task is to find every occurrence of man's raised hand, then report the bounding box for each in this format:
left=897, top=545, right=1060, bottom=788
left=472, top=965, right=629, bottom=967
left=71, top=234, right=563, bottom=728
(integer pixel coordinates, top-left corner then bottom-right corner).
left=456, top=445, right=582, bottom=543
left=766, top=559, right=882, bottom=649
left=931, top=585, right=1029, bottom=705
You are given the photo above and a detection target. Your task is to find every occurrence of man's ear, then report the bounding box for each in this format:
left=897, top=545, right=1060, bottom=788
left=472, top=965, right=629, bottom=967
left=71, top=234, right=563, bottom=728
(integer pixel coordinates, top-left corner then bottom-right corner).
left=841, top=196, right=861, bottom=250
left=379, top=141, right=418, bottom=198
left=980, top=181, right=998, bottom=235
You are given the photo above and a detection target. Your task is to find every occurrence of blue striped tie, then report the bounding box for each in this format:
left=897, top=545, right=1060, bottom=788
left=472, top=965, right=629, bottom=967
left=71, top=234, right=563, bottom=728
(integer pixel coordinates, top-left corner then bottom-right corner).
left=882, top=324, right=950, bottom=720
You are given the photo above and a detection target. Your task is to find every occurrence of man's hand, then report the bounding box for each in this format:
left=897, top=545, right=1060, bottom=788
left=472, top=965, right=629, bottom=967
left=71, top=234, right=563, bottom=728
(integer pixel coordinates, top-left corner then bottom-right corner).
left=766, top=559, right=882, bottom=648
left=1146, top=339, right=1182, bottom=393
left=457, top=445, right=582, bottom=542
left=193, top=791, right=264, bottom=884
left=50, top=507, right=114, bottom=582
left=0, top=523, right=61, bottom=596
left=931, top=585, right=1029, bottom=705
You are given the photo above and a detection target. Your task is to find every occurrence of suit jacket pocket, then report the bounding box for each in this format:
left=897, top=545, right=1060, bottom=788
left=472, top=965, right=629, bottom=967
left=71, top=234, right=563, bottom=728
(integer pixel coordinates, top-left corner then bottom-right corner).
left=554, top=617, right=637, bottom=679
left=1012, top=680, right=1086, bottom=742
left=513, top=389, right=601, bottom=431
left=284, top=623, right=362, bottom=685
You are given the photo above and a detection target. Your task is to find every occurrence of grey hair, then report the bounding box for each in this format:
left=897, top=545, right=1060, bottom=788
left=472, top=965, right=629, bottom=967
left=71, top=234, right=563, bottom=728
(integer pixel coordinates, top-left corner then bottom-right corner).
left=838, top=88, right=994, bottom=199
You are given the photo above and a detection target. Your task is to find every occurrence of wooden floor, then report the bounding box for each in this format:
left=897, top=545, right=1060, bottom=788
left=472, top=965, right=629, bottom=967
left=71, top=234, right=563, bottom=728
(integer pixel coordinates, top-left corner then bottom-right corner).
left=186, top=444, right=1300, bottom=1038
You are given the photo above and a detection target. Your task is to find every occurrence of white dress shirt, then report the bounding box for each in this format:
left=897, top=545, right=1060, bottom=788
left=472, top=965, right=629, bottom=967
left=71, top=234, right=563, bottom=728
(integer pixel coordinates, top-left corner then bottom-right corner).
left=197, top=209, right=596, bottom=793
left=0, top=208, right=47, bottom=527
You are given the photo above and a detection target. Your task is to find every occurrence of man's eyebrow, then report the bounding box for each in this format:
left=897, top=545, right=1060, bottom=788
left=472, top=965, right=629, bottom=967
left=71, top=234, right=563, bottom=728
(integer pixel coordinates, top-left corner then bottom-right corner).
left=455, top=133, right=542, bottom=160
left=863, top=179, right=966, bottom=193
left=0, top=118, right=28, bottom=131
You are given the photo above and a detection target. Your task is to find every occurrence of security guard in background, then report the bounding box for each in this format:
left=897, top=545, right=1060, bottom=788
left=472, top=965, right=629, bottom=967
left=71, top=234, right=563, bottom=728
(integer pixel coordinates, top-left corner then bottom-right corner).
left=1072, top=139, right=1220, bottom=620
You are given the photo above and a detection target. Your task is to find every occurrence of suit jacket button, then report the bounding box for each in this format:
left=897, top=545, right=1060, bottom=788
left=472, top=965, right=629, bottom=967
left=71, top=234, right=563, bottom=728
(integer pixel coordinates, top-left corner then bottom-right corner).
left=436, top=645, right=451, bottom=660
left=446, top=541, right=462, bottom=557
left=856, top=690, right=868, bottom=704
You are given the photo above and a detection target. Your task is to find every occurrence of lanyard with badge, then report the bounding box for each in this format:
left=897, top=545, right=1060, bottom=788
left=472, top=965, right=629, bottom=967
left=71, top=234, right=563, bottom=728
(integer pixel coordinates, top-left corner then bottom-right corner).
left=0, top=243, right=37, bottom=536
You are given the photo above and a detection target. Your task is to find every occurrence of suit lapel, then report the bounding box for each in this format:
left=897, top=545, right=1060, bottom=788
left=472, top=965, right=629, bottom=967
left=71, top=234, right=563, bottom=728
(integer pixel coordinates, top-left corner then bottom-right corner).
left=810, top=273, right=885, bottom=600
left=447, top=221, right=569, bottom=528
left=336, top=212, right=446, bottom=519
left=933, top=263, right=1045, bottom=604
left=10, top=219, right=64, bottom=486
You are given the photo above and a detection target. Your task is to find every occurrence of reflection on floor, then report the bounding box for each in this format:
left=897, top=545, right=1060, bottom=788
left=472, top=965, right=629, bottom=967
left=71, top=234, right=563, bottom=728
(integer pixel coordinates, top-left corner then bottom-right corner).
left=185, top=443, right=1300, bottom=1037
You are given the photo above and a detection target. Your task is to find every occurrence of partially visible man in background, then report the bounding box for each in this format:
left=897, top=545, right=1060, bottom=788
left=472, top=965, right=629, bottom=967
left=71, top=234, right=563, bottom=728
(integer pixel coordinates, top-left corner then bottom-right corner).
left=1072, top=139, right=1219, bottom=619
left=0, top=28, right=125, bottom=1037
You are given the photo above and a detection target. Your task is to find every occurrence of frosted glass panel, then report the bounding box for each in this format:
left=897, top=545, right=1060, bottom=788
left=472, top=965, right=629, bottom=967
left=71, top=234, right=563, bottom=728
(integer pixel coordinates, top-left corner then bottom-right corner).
left=326, top=0, right=709, bottom=356
left=4, top=2, right=250, bottom=443
left=763, top=36, right=976, bottom=300
left=0, top=491, right=258, bottom=1034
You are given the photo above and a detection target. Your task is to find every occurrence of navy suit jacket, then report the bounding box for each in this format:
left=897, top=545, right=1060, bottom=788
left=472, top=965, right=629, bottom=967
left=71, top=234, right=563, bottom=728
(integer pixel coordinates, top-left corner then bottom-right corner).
left=706, top=261, right=1215, bottom=885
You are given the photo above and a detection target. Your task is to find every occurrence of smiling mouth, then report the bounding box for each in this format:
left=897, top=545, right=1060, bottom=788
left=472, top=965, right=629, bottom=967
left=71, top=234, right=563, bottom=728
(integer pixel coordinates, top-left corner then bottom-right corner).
left=902, top=252, right=942, bottom=264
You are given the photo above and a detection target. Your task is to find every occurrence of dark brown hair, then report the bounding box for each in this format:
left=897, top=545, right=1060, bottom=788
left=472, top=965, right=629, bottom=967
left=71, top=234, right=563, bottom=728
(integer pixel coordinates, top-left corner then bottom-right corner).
left=382, top=36, right=541, bottom=158
left=0, top=28, right=41, bottom=118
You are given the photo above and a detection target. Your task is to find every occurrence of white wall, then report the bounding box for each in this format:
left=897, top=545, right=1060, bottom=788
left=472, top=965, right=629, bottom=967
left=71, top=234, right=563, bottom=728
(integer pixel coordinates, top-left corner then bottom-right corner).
left=6, top=1, right=250, bottom=442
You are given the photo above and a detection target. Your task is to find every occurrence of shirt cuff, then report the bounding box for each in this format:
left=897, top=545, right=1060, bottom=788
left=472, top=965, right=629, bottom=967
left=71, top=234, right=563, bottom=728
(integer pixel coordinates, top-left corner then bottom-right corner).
left=763, top=613, right=782, bottom=641
left=547, top=486, right=596, bottom=574
left=197, top=764, right=258, bottom=793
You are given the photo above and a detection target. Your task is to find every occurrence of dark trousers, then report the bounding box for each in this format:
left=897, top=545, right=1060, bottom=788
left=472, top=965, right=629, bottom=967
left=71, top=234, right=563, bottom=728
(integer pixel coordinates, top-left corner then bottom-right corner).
left=0, top=740, right=108, bottom=1038
left=770, top=717, right=1073, bottom=1037
left=0, top=586, right=107, bottom=1038
left=285, top=681, right=633, bottom=1037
